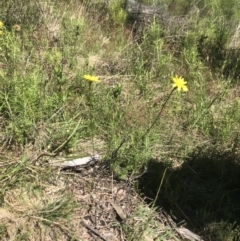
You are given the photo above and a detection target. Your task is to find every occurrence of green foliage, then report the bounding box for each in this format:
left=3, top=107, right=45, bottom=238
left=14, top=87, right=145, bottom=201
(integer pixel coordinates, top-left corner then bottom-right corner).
left=38, top=195, right=76, bottom=222
left=0, top=225, right=7, bottom=238
left=0, top=157, right=30, bottom=201
left=0, top=0, right=41, bottom=27
left=0, top=0, right=240, bottom=240
left=108, top=0, right=127, bottom=26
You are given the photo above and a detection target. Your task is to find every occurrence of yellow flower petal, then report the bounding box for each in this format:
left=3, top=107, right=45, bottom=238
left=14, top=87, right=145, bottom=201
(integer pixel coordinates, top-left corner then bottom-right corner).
left=172, top=75, right=188, bottom=92
left=83, top=74, right=100, bottom=82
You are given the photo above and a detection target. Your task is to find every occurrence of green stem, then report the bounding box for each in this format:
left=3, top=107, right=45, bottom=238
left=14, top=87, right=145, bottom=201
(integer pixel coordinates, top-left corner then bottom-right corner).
left=152, top=167, right=168, bottom=207
left=88, top=82, right=95, bottom=154
left=142, top=87, right=176, bottom=140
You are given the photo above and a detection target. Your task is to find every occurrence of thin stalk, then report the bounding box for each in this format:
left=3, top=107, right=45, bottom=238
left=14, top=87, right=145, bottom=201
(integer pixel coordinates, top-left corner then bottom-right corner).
left=142, top=88, right=176, bottom=140
left=88, top=82, right=95, bottom=154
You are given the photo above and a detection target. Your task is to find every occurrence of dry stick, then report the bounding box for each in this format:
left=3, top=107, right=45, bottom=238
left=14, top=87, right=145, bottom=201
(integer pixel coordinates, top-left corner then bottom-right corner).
left=80, top=220, right=110, bottom=241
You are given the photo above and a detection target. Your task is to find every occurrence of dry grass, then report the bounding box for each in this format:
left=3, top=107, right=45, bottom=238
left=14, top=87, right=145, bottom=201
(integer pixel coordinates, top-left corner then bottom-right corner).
left=1, top=0, right=240, bottom=240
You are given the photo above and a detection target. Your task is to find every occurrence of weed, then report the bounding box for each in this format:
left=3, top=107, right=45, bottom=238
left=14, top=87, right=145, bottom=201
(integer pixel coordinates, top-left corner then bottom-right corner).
left=0, top=0, right=240, bottom=240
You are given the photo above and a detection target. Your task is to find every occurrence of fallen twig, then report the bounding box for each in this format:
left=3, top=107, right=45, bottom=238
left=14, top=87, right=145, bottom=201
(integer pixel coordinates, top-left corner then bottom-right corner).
left=80, top=220, right=110, bottom=241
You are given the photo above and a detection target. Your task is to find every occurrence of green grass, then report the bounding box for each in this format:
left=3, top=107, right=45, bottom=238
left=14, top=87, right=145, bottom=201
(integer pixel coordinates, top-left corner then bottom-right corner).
left=0, top=0, right=240, bottom=240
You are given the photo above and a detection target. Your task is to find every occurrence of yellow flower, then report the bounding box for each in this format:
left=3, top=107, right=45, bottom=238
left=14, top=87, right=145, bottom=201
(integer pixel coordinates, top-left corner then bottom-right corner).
left=0, top=21, right=3, bottom=28
left=0, top=30, right=2, bottom=35
left=83, top=74, right=100, bottom=82
left=172, top=75, right=188, bottom=92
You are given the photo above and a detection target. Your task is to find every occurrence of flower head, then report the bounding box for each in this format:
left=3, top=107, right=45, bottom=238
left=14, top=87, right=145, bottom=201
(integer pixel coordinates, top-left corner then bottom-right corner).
left=83, top=74, right=100, bottom=82
left=0, top=21, right=4, bottom=35
left=172, top=75, right=188, bottom=92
